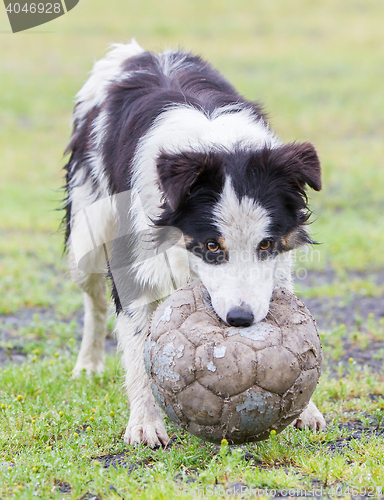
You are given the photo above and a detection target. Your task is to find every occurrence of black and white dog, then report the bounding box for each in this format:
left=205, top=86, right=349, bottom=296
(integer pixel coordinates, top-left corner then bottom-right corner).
left=64, top=40, right=325, bottom=446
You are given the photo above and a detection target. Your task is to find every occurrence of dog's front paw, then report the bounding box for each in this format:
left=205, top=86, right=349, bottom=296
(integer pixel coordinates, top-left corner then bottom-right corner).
left=124, top=418, right=169, bottom=447
left=293, top=400, right=326, bottom=431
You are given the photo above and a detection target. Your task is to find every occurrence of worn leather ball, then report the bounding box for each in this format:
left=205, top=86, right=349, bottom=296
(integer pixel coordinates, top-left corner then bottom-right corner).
left=144, top=280, right=322, bottom=444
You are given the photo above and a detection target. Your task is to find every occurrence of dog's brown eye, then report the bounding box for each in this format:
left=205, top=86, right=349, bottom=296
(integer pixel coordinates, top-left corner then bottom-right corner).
left=259, top=239, right=272, bottom=251
left=206, top=241, right=220, bottom=252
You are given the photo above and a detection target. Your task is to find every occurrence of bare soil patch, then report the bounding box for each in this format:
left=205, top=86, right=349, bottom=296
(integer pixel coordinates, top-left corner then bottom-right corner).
left=1, top=272, right=383, bottom=372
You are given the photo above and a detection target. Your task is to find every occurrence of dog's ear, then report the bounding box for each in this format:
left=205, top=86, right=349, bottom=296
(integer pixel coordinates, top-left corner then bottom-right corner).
left=271, top=142, right=322, bottom=191
left=156, top=151, right=221, bottom=210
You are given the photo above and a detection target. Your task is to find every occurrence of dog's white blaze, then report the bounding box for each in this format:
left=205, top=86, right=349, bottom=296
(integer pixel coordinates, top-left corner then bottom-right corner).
left=214, top=177, right=271, bottom=250
left=193, top=178, right=276, bottom=323
left=73, top=40, right=144, bottom=124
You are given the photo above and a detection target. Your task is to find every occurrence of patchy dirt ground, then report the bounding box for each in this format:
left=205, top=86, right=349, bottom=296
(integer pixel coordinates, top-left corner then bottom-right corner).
left=305, top=295, right=384, bottom=329
left=86, top=414, right=384, bottom=499
left=1, top=272, right=383, bottom=371
left=92, top=412, right=384, bottom=469
left=0, top=307, right=117, bottom=366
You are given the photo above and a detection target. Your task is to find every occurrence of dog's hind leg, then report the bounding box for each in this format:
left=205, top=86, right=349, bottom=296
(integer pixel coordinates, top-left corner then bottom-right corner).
left=68, top=245, right=109, bottom=376
left=66, top=188, right=116, bottom=376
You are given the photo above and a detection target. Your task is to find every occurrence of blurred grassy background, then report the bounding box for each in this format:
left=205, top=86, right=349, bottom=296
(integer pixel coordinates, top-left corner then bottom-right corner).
left=0, top=0, right=383, bottom=314
left=1, top=3, right=384, bottom=497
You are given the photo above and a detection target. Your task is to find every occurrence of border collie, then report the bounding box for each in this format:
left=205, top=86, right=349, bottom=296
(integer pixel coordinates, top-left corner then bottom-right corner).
left=64, top=40, right=325, bottom=446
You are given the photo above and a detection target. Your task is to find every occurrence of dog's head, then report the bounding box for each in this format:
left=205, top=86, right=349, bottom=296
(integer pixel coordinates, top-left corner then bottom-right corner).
left=156, top=142, right=321, bottom=326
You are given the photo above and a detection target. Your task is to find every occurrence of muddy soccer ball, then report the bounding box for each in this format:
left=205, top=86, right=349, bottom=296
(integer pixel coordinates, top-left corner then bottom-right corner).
left=144, top=281, right=322, bottom=444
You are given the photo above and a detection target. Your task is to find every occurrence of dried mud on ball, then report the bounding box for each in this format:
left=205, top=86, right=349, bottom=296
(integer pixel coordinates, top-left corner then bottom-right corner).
left=145, top=281, right=322, bottom=444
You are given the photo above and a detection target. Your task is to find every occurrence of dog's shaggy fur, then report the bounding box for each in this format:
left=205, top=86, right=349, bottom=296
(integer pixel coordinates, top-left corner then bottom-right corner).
left=64, top=41, right=325, bottom=446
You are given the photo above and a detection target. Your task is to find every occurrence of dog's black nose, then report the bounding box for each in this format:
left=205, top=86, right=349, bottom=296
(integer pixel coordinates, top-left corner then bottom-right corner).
left=226, top=307, right=254, bottom=327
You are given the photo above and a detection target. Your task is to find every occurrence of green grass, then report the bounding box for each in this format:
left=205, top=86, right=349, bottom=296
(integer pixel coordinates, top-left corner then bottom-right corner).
left=1, top=0, right=384, bottom=497
left=1, top=354, right=384, bottom=498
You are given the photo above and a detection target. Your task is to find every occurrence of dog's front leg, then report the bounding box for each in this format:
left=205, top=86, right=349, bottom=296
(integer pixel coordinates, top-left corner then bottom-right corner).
left=115, top=307, right=169, bottom=447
